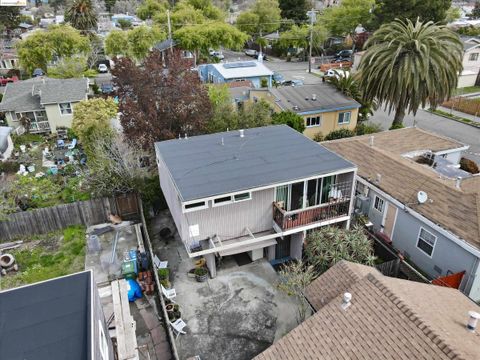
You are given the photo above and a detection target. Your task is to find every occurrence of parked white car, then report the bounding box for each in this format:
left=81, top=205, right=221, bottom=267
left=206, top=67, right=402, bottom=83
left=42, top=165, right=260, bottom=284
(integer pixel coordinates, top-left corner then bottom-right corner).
left=245, top=49, right=258, bottom=57
left=210, top=50, right=224, bottom=60
left=98, top=64, right=108, bottom=73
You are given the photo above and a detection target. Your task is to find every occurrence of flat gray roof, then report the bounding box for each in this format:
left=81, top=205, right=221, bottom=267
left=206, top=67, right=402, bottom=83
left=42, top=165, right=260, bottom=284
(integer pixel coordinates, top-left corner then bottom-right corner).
left=270, top=83, right=360, bottom=114
left=155, top=125, right=355, bottom=202
left=0, top=271, right=93, bottom=360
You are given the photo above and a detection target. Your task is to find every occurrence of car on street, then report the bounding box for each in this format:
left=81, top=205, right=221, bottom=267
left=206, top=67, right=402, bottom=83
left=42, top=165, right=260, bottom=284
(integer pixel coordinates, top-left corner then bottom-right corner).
left=98, top=64, right=109, bottom=73
left=334, top=49, right=353, bottom=62
left=282, top=79, right=304, bottom=87
left=212, top=51, right=224, bottom=60
left=0, top=75, right=18, bottom=86
left=101, top=83, right=114, bottom=94
left=245, top=49, right=258, bottom=57
left=32, top=68, right=44, bottom=77
left=273, top=72, right=285, bottom=84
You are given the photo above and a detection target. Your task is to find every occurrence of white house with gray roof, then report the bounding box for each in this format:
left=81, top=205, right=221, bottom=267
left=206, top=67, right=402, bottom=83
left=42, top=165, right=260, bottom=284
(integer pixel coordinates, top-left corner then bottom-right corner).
left=0, top=77, right=89, bottom=133
left=155, top=125, right=357, bottom=277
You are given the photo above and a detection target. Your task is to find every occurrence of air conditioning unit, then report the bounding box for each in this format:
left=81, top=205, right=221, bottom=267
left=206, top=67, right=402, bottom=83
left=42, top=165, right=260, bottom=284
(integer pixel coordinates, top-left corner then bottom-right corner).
left=354, top=195, right=370, bottom=215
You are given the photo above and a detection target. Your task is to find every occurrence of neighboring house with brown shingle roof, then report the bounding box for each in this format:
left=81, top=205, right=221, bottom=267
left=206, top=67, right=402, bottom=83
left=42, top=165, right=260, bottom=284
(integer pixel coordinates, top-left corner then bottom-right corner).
left=323, top=128, right=480, bottom=302
left=255, top=261, right=480, bottom=360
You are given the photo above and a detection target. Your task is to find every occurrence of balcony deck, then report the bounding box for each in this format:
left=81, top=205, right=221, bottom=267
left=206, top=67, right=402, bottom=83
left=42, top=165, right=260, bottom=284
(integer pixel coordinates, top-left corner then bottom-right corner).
left=273, top=199, right=350, bottom=232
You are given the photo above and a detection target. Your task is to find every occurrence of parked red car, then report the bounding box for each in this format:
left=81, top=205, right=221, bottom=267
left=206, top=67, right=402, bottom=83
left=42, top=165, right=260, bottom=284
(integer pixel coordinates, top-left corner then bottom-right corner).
left=0, top=76, right=19, bottom=86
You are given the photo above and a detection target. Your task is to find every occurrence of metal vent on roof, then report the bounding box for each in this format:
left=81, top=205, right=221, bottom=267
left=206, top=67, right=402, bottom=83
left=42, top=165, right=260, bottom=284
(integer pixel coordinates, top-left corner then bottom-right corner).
left=223, top=62, right=257, bottom=69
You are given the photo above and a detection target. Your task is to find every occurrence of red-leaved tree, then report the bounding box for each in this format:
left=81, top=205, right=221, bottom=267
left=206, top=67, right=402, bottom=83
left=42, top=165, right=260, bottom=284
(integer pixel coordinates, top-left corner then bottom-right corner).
left=112, top=50, right=212, bottom=150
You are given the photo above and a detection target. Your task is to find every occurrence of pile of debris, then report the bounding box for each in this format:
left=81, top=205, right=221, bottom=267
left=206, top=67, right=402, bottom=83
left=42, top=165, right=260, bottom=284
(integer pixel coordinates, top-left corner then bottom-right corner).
left=0, top=240, right=22, bottom=275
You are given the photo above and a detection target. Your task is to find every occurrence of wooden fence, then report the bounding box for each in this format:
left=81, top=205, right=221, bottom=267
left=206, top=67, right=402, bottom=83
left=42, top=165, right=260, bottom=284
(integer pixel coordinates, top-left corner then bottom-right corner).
left=0, top=194, right=139, bottom=242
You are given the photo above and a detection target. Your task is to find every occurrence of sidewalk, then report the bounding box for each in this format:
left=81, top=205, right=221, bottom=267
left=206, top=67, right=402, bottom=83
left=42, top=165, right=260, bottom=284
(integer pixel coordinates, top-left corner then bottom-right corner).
left=437, top=106, right=480, bottom=124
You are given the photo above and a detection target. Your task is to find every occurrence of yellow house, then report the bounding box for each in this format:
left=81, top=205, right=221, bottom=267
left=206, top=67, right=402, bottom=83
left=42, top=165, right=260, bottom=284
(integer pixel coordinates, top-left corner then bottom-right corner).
left=250, top=84, right=360, bottom=139
left=0, top=77, right=89, bottom=133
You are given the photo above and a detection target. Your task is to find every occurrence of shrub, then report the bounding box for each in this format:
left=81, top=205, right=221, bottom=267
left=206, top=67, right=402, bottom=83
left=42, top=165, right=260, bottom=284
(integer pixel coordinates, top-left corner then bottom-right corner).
left=271, top=111, right=306, bottom=133
left=355, top=122, right=382, bottom=135
left=460, top=157, right=480, bottom=174
left=313, top=131, right=324, bottom=142
left=157, top=267, right=170, bottom=280
left=260, top=77, right=268, bottom=88
left=389, top=123, right=405, bottom=130
left=324, top=128, right=355, bottom=141
left=11, top=133, right=45, bottom=148
left=194, top=267, right=207, bottom=276
left=0, top=161, right=20, bottom=174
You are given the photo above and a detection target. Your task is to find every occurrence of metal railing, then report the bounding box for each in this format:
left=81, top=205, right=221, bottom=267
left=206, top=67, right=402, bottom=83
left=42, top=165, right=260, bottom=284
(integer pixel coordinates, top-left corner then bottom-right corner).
left=29, top=121, right=51, bottom=133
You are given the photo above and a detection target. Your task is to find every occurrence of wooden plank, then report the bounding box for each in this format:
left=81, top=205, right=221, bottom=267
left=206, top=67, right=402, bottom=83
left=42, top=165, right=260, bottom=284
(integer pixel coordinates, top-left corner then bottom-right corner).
left=119, top=280, right=138, bottom=360
left=111, top=280, right=127, bottom=359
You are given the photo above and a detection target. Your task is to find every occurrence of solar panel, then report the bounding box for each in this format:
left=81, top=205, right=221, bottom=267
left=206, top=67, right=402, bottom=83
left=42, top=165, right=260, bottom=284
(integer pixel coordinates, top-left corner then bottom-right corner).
left=223, top=62, right=257, bottom=69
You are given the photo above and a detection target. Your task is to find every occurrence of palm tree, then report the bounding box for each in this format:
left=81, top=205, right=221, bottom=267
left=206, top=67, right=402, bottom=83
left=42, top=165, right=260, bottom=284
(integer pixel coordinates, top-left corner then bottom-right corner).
left=358, top=19, right=463, bottom=128
left=65, top=0, right=98, bottom=33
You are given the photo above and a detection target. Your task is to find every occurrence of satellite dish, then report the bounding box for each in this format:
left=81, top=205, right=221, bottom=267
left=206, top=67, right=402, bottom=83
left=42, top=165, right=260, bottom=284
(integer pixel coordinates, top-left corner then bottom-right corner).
left=417, top=191, right=428, bottom=204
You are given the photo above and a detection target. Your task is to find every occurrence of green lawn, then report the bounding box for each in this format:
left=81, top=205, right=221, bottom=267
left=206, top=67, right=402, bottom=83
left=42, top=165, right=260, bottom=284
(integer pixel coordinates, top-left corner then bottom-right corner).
left=454, top=86, right=480, bottom=95
left=0, top=226, right=86, bottom=290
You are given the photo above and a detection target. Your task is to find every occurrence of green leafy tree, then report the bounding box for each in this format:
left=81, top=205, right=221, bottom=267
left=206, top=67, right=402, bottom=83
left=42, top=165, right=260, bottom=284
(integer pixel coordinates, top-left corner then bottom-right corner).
left=174, top=21, right=248, bottom=53
left=237, top=99, right=272, bottom=128
left=206, top=84, right=238, bottom=132
left=71, top=98, right=118, bottom=158
left=446, top=6, right=461, bottom=23
left=137, top=0, right=168, bottom=20
left=371, top=0, right=452, bottom=29
left=48, top=56, right=96, bottom=78
left=358, top=18, right=463, bottom=127
left=271, top=111, right=305, bottom=133
left=127, top=26, right=166, bottom=61
left=65, top=0, right=98, bottom=33
left=321, top=0, right=374, bottom=36
left=456, top=26, right=480, bottom=36
left=105, top=30, right=129, bottom=57
left=117, top=18, right=132, bottom=30
left=279, top=25, right=308, bottom=53
left=236, top=0, right=282, bottom=49
left=0, top=6, right=21, bottom=38
left=304, top=226, right=376, bottom=274
left=16, top=25, right=90, bottom=74
left=277, top=260, right=315, bottom=323
left=279, top=0, right=308, bottom=21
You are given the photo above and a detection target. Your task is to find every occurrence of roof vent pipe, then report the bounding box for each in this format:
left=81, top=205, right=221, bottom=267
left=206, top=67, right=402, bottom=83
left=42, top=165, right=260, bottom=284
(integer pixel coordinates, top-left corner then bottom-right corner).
left=312, top=94, right=317, bottom=101
left=185, top=133, right=188, bottom=139
left=341, top=292, right=352, bottom=310
left=239, top=129, right=244, bottom=138
left=369, top=136, right=374, bottom=147
left=467, top=311, right=480, bottom=332
left=456, top=176, right=462, bottom=189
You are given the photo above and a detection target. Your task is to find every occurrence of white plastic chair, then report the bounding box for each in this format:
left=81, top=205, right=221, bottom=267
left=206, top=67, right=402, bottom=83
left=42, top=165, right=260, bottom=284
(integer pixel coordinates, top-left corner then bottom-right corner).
left=68, top=138, right=77, bottom=149
left=170, top=318, right=187, bottom=338
left=161, top=284, right=177, bottom=302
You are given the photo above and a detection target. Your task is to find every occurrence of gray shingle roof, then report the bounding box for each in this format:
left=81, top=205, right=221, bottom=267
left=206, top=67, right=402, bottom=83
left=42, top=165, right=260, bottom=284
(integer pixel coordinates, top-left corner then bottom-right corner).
left=0, top=271, right=93, bottom=360
left=269, top=83, right=360, bottom=113
left=0, top=77, right=88, bottom=112
left=155, top=125, right=356, bottom=202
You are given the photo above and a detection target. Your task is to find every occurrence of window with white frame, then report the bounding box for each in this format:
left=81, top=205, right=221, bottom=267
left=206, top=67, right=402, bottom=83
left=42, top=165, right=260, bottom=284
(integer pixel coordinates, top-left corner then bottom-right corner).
left=306, top=116, right=321, bottom=127
left=338, top=111, right=351, bottom=125
left=59, top=102, right=72, bottom=115
left=184, top=201, right=207, bottom=212
left=373, top=195, right=384, bottom=212
left=213, top=196, right=233, bottom=206
left=417, top=228, right=436, bottom=256
left=234, top=192, right=251, bottom=202
left=98, top=320, right=109, bottom=360
left=469, top=53, right=479, bottom=61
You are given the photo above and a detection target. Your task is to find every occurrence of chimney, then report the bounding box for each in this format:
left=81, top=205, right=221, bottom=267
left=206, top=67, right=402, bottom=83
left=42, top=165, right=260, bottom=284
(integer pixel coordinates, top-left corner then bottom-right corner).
left=467, top=311, right=480, bottom=332
left=341, top=292, right=352, bottom=310
left=455, top=176, right=462, bottom=189
left=312, top=94, right=317, bottom=101
left=239, top=129, right=244, bottom=138
left=369, top=135, right=374, bottom=147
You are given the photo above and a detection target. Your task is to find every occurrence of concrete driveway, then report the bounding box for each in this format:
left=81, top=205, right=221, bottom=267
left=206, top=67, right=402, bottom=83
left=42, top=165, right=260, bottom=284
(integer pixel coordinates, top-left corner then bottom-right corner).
left=149, top=211, right=306, bottom=360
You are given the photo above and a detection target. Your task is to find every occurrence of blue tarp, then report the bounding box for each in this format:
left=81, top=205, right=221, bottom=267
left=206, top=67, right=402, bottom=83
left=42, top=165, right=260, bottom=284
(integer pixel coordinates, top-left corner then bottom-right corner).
left=127, top=279, right=142, bottom=302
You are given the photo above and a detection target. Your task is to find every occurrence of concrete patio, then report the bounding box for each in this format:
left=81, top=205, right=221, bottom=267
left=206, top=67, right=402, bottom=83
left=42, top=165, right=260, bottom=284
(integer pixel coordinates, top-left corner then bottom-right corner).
left=150, top=210, right=307, bottom=360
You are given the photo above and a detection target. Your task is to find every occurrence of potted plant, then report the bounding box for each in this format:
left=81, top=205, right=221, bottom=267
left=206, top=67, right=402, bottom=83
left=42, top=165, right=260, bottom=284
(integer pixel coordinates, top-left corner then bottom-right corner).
left=166, top=303, right=175, bottom=312
left=194, top=267, right=208, bottom=282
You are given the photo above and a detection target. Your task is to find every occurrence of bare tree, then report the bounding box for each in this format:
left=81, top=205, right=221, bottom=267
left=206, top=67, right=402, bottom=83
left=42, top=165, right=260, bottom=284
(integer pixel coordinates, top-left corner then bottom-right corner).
left=277, top=259, right=315, bottom=324
left=82, top=132, right=151, bottom=196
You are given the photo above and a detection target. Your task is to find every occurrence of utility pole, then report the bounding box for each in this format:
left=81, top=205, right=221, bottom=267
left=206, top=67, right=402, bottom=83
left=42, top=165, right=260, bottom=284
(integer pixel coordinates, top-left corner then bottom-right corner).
left=167, top=10, right=172, bottom=41
left=307, top=5, right=316, bottom=73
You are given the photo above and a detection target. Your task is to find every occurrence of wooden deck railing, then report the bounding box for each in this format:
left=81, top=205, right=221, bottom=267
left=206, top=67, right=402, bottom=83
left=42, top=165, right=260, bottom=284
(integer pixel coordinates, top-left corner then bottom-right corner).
left=273, top=199, right=350, bottom=231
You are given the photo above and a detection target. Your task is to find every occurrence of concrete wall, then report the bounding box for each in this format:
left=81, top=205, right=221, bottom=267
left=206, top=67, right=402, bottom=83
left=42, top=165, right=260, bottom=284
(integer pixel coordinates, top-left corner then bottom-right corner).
left=364, top=185, right=480, bottom=301
left=182, top=187, right=275, bottom=242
